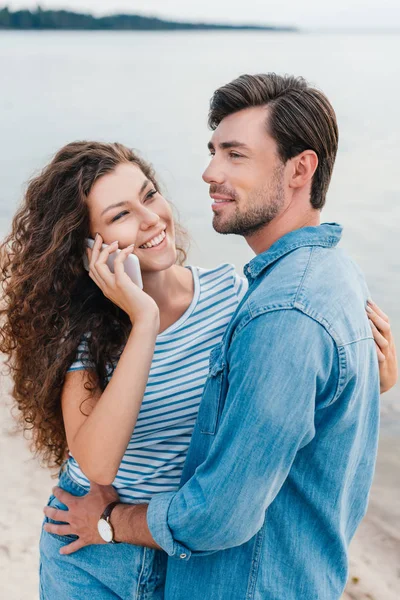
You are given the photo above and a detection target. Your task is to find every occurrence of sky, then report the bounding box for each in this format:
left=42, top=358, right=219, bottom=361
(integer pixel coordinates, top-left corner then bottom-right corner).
left=4, top=0, right=400, bottom=30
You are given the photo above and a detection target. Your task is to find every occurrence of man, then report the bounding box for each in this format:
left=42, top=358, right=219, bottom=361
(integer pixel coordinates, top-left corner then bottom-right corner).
left=44, top=74, right=385, bottom=598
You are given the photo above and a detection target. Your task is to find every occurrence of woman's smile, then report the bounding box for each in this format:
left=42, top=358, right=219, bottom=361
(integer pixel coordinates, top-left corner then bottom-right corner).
left=138, top=227, right=167, bottom=250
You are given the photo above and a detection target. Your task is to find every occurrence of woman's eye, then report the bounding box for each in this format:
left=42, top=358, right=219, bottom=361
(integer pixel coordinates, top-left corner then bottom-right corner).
left=111, top=211, right=129, bottom=223
left=145, top=190, right=157, bottom=202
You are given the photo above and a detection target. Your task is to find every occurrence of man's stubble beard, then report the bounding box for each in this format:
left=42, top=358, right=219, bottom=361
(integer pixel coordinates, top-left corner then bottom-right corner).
left=212, top=165, right=285, bottom=236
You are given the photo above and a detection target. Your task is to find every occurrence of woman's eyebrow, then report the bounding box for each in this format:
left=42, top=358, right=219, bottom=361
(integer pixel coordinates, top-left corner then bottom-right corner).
left=101, top=200, right=129, bottom=217
left=100, top=180, right=151, bottom=217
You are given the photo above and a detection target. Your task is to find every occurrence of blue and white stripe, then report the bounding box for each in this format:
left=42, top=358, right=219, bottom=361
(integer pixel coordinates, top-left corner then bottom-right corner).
left=66, top=264, right=248, bottom=502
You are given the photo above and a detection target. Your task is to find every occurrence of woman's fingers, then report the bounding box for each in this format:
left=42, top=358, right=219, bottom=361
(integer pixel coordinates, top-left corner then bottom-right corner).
left=367, top=299, right=389, bottom=323
left=370, top=320, right=389, bottom=356
left=87, top=234, right=108, bottom=289
left=94, top=240, right=119, bottom=288
left=88, top=232, right=103, bottom=267
left=113, top=243, right=136, bottom=285
left=375, top=342, right=386, bottom=364
left=367, top=307, right=391, bottom=337
left=87, top=236, right=118, bottom=290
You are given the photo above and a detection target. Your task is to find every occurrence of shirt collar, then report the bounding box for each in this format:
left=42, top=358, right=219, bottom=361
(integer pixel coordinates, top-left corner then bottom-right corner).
left=244, top=223, right=343, bottom=281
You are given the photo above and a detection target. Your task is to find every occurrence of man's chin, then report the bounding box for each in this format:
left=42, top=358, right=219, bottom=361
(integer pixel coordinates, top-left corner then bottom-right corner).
left=212, top=215, right=235, bottom=235
left=213, top=215, right=249, bottom=236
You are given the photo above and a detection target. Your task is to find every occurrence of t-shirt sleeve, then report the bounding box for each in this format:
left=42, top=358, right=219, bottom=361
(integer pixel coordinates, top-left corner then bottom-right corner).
left=67, top=334, right=95, bottom=372
left=232, top=271, right=248, bottom=303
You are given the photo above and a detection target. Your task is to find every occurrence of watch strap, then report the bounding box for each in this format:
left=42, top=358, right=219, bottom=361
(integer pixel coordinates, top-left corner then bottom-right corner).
left=100, top=501, right=121, bottom=543
left=100, top=501, right=120, bottom=522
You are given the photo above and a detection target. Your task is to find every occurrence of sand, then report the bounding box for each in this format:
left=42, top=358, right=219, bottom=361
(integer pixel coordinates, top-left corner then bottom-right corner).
left=1, top=371, right=399, bottom=600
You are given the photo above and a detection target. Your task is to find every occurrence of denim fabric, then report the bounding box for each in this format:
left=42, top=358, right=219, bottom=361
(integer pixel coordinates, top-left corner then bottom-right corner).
left=39, top=468, right=167, bottom=600
left=147, top=223, right=380, bottom=600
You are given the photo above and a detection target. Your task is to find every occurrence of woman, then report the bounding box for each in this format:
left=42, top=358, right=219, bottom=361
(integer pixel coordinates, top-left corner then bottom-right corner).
left=0, top=141, right=396, bottom=600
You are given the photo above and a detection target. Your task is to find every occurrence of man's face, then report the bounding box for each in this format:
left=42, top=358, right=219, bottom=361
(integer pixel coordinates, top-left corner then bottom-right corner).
left=203, top=106, right=287, bottom=237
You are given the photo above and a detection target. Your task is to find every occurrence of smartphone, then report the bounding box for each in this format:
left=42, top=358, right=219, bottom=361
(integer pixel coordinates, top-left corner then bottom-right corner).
left=83, top=238, right=143, bottom=289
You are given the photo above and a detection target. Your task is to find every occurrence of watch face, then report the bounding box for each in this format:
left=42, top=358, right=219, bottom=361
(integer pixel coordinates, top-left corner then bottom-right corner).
left=97, top=518, right=113, bottom=543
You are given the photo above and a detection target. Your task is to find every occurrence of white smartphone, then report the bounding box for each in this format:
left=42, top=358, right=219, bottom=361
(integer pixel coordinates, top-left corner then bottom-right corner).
left=84, top=238, right=143, bottom=289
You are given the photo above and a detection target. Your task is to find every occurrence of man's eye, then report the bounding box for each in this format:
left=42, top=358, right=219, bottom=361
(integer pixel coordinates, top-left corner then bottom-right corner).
left=111, top=211, right=129, bottom=222
left=230, top=152, right=242, bottom=159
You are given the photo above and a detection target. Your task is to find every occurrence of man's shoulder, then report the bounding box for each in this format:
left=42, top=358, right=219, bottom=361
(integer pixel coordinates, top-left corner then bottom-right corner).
left=246, top=245, right=371, bottom=346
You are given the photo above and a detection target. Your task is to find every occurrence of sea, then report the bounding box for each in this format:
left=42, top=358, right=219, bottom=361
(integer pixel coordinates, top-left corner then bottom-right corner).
left=0, top=30, right=398, bottom=417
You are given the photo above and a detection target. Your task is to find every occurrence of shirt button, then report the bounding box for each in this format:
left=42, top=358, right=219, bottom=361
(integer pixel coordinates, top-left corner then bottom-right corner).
left=180, top=553, right=187, bottom=559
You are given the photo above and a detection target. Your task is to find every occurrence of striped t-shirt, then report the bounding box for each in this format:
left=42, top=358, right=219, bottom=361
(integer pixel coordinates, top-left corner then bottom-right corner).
left=66, top=264, right=248, bottom=503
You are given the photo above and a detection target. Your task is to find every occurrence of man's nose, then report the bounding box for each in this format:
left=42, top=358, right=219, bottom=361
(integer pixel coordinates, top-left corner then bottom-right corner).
left=202, top=160, right=225, bottom=185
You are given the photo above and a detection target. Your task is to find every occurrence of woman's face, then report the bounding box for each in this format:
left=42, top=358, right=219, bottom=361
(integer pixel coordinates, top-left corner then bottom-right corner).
left=86, top=162, right=177, bottom=274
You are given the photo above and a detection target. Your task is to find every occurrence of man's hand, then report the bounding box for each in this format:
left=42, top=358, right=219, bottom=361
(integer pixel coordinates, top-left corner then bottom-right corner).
left=43, top=482, right=119, bottom=555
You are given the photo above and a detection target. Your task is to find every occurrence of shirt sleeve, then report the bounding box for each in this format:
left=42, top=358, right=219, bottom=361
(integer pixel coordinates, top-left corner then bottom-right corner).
left=147, top=308, right=339, bottom=558
left=66, top=333, right=95, bottom=372
left=232, top=272, right=248, bottom=303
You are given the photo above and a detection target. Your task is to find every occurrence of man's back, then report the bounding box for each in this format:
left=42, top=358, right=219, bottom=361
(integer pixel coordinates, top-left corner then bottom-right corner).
left=148, top=224, right=380, bottom=600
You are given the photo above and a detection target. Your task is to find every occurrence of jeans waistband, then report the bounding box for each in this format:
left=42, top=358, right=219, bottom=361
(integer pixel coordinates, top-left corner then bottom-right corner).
left=57, top=462, right=89, bottom=497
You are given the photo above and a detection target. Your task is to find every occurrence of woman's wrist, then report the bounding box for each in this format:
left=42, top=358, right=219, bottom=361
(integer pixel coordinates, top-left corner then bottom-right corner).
left=129, top=312, right=160, bottom=335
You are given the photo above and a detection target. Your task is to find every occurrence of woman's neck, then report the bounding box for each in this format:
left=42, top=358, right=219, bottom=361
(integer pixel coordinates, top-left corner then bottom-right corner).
left=141, top=265, right=194, bottom=333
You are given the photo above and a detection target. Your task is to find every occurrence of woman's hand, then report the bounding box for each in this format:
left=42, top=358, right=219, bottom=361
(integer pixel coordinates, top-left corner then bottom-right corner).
left=367, top=299, right=398, bottom=394
left=86, top=234, right=159, bottom=326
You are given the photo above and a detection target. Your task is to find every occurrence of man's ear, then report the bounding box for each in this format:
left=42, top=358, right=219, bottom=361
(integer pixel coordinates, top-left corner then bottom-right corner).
left=288, top=151, right=318, bottom=190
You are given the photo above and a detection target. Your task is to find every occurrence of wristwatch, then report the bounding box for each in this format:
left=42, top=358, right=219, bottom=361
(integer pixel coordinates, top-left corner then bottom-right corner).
left=97, top=501, right=121, bottom=543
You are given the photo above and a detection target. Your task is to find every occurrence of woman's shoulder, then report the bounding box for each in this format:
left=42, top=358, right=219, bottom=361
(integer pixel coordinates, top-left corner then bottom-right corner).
left=190, top=263, right=248, bottom=301
left=66, top=332, right=93, bottom=373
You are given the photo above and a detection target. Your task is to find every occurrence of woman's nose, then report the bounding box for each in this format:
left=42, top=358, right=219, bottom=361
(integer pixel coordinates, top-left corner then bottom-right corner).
left=140, top=209, right=160, bottom=230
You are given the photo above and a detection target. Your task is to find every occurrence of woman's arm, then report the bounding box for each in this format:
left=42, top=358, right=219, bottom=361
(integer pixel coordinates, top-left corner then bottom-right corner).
left=367, top=300, right=398, bottom=394
left=62, top=319, right=158, bottom=486
left=62, top=235, right=160, bottom=485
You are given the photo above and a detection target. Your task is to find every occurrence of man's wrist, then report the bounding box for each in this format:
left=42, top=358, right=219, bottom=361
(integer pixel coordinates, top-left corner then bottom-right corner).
left=109, top=502, right=139, bottom=544
left=109, top=502, right=160, bottom=549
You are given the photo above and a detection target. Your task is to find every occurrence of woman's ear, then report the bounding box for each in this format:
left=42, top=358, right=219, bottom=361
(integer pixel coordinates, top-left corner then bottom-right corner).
left=289, top=150, right=318, bottom=190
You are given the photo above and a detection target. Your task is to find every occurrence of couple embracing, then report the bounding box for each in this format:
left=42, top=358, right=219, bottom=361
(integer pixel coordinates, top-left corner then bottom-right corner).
left=1, top=73, right=397, bottom=600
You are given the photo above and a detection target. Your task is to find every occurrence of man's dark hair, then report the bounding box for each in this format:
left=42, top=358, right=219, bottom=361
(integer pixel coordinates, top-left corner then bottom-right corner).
left=208, top=73, right=339, bottom=210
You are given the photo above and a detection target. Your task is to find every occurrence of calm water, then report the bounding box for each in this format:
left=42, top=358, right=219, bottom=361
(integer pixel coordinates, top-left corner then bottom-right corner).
left=0, top=31, right=399, bottom=411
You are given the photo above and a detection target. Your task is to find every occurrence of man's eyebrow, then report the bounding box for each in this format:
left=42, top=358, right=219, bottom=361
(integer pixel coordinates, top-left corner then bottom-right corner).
left=100, top=179, right=151, bottom=217
left=207, top=140, right=250, bottom=151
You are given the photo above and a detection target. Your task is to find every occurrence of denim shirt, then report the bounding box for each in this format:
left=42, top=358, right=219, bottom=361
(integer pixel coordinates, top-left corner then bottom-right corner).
left=147, top=223, right=380, bottom=600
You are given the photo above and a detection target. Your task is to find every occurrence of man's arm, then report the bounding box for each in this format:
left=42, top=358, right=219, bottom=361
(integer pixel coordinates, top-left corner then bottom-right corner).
left=44, top=309, right=338, bottom=555
left=142, top=309, right=339, bottom=558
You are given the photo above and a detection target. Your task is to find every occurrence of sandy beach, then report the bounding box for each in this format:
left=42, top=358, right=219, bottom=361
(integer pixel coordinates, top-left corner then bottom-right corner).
left=1, top=371, right=399, bottom=600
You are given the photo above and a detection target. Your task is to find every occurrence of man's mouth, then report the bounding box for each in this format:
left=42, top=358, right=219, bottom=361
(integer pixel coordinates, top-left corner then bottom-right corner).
left=210, top=194, right=235, bottom=204
left=139, top=229, right=167, bottom=249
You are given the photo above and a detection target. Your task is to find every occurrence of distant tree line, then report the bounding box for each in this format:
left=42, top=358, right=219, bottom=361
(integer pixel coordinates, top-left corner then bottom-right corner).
left=0, top=6, right=295, bottom=31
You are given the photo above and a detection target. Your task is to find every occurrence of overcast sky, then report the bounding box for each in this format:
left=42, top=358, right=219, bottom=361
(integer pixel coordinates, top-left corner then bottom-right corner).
left=5, top=0, right=400, bottom=29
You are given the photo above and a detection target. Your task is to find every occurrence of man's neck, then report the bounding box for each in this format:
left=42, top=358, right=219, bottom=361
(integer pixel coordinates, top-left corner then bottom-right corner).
left=245, top=207, right=321, bottom=255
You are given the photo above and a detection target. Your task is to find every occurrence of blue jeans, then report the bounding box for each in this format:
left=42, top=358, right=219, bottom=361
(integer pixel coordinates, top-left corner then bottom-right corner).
left=39, top=468, right=167, bottom=599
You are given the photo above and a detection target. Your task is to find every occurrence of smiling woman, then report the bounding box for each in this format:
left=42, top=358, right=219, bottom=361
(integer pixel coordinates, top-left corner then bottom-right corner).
left=0, top=140, right=249, bottom=599
left=85, top=161, right=179, bottom=274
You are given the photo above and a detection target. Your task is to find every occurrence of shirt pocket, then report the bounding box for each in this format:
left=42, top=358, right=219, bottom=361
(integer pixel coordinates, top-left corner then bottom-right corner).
left=198, top=342, right=226, bottom=435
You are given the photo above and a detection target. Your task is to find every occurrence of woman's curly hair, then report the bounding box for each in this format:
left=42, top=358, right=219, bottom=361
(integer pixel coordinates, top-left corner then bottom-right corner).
left=0, top=141, right=188, bottom=470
